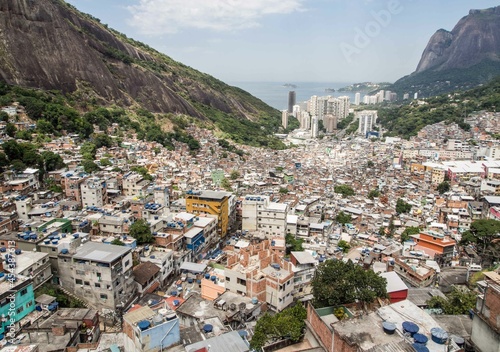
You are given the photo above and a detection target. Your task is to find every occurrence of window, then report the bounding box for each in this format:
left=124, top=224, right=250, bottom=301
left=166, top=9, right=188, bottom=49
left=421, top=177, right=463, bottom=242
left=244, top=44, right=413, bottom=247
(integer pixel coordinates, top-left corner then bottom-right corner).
left=100, top=294, right=108, bottom=300
left=16, top=306, right=24, bottom=314
left=95, top=283, right=101, bottom=288
left=26, top=301, right=33, bottom=308
left=125, top=260, right=130, bottom=267
left=20, top=288, right=28, bottom=296
left=75, top=279, right=83, bottom=285
left=225, top=277, right=230, bottom=282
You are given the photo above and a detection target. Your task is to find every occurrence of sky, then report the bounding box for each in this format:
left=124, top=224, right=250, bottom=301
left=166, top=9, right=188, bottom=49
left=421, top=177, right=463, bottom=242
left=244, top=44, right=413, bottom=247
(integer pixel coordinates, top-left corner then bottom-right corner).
left=67, top=0, right=500, bottom=84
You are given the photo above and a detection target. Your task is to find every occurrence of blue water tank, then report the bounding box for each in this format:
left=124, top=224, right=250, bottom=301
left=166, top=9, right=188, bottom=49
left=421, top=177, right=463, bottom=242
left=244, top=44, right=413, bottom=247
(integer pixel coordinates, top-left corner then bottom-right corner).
left=430, top=327, right=448, bottom=344
left=204, top=273, right=210, bottom=279
left=203, top=324, right=213, bottom=333
left=382, top=322, right=396, bottom=335
left=73, top=234, right=79, bottom=239
left=61, top=249, right=69, bottom=254
left=0, top=248, right=5, bottom=253
left=412, top=344, right=429, bottom=352
left=15, top=249, right=22, bottom=255
left=138, top=320, right=150, bottom=331
left=187, top=278, right=193, bottom=284
left=252, top=297, right=258, bottom=304
left=402, top=321, right=419, bottom=337
left=211, top=276, right=217, bottom=281
left=171, top=291, right=178, bottom=296
left=413, top=333, right=428, bottom=345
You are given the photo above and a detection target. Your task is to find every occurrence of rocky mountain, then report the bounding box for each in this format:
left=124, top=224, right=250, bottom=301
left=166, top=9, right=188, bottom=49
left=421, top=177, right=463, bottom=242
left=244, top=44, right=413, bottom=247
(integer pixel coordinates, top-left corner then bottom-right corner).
left=0, top=0, right=277, bottom=122
left=392, top=6, right=500, bottom=97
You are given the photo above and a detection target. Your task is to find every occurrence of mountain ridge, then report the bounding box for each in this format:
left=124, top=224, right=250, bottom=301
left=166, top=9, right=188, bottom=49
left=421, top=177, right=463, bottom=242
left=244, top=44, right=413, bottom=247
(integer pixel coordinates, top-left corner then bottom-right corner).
left=0, top=0, right=278, bottom=123
left=391, top=6, right=500, bottom=97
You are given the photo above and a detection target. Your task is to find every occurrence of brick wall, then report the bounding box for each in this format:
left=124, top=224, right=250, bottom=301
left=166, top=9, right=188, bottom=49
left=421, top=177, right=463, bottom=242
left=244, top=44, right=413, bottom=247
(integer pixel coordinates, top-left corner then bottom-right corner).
left=484, top=282, right=500, bottom=329
left=333, top=330, right=356, bottom=352
left=306, top=303, right=333, bottom=352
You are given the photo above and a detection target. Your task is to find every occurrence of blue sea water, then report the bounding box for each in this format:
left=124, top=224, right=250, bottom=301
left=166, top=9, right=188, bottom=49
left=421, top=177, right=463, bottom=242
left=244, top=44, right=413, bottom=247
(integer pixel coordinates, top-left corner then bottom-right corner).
left=228, top=81, right=358, bottom=110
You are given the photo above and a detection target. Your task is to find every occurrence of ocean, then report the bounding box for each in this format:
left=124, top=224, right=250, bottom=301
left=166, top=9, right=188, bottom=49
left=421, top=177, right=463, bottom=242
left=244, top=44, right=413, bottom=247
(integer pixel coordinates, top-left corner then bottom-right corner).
left=228, top=81, right=358, bottom=110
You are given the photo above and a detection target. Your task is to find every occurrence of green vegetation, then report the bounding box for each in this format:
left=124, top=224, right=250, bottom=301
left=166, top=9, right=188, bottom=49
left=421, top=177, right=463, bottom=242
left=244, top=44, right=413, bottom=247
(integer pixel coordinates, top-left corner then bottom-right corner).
left=380, top=75, right=500, bottom=139
left=367, top=189, right=380, bottom=200
left=312, top=260, right=387, bottom=308
left=427, top=286, right=477, bottom=314
left=286, top=233, right=304, bottom=254
left=437, top=181, right=451, bottom=194
left=229, top=170, right=240, bottom=180
left=111, top=238, right=125, bottom=246
left=129, top=219, right=154, bottom=245
left=220, top=178, right=233, bottom=192
left=337, top=113, right=355, bottom=130
left=217, top=139, right=245, bottom=157
left=130, top=166, right=153, bottom=181
left=335, top=211, right=352, bottom=225
left=337, top=240, right=351, bottom=253
left=1, top=140, right=65, bottom=176
left=250, top=303, right=307, bottom=351
left=334, top=184, right=355, bottom=198
left=400, top=226, right=421, bottom=243
left=460, top=219, right=500, bottom=264
left=396, top=198, right=412, bottom=214
left=36, top=283, right=86, bottom=308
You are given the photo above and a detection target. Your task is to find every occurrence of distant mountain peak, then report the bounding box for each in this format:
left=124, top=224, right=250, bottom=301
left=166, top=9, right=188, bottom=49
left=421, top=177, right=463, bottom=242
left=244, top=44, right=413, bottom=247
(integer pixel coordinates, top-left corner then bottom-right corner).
left=415, top=5, right=500, bottom=74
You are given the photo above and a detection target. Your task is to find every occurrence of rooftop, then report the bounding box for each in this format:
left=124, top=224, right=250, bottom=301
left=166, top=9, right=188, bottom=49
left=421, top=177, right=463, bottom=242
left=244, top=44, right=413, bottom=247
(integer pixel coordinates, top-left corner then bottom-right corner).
left=72, top=242, right=130, bottom=263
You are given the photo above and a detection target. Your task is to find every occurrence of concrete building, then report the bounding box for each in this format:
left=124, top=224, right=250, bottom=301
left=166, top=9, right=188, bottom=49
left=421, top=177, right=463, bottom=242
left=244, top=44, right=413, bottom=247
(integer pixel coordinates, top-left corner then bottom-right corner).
left=186, top=190, right=232, bottom=237
left=122, top=172, right=150, bottom=196
left=288, top=91, right=296, bottom=113
left=241, top=195, right=288, bottom=236
left=153, top=185, right=170, bottom=208
left=324, top=114, right=337, bottom=133
left=0, top=275, right=36, bottom=336
left=80, top=177, right=107, bottom=208
left=123, top=305, right=180, bottom=352
left=14, top=250, right=52, bottom=290
left=357, top=110, right=378, bottom=136
left=290, top=251, right=316, bottom=298
left=354, top=92, right=361, bottom=106
left=281, top=110, right=288, bottom=129
left=58, top=242, right=137, bottom=311
left=471, top=271, right=500, bottom=352
left=311, top=116, right=319, bottom=138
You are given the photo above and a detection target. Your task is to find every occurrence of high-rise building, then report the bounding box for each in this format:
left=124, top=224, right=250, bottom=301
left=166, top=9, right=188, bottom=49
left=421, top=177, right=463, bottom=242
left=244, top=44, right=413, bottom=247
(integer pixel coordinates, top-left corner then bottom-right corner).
left=324, top=114, right=337, bottom=133
left=307, top=95, right=318, bottom=116
left=403, top=93, right=410, bottom=100
left=311, top=116, right=319, bottom=138
left=354, top=92, right=361, bottom=105
left=363, top=95, right=370, bottom=104
left=288, top=91, right=296, bottom=113
left=281, top=110, right=288, bottom=129
left=414, top=92, right=418, bottom=100
left=384, top=90, right=392, bottom=101
left=300, top=112, right=310, bottom=130
left=292, top=104, right=301, bottom=118
left=357, top=110, right=378, bottom=136
left=327, top=96, right=350, bottom=120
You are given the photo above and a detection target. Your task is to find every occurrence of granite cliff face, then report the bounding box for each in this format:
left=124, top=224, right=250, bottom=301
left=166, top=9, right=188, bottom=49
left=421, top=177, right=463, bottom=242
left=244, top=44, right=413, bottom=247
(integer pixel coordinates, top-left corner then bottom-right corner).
left=0, top=0, right=276, bottom=119
left=392, top=6, right=500, bottom=97
left=416, top=7, right=500, bottom=73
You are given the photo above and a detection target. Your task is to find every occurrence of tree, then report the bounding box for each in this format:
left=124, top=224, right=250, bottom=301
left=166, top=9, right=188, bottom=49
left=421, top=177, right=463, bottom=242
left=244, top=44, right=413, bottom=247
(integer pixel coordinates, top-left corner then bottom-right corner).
left=337, top=240, right=351, bottom=253
left=400, top=226, right=420, bottom=243
left=396, top=198, right=412, bottom=214
left=461, top=219, right=500, bottom=263
left=81, top=159, right=100, bottom=173
left=334, top=184, right=355, bottom=198
left=279, top=187, right=289, bottom=194
left=250, top=303, right=306, bottom=350
left=427, top=286, right=477, bottom=314
left=335, top=211, right=352, bottom=225
left=100, top=158, right=112, bottom=167
left=93, top=134, right=114, bottom=148
left=367, top=189, right=380, bottom=200
left=230, top=170, right=240, bottom=180
left=129, top=219, right=153, bottom=245
left=41, top=151, right=65, bottom=171
left=286, top=233, right=304, bottom=254
left=5, top=123, right=16, bottom=137
left=220, top=178, right=232, bottom=192
left=366, top=160, right=374, bottom=168
left=312, top=260, right=387, bottom=308
left=11, top=159, right=26, bottom=172
left=80, top=142, right=97, bottom=160
left=437, top=181, right=450, bottom=194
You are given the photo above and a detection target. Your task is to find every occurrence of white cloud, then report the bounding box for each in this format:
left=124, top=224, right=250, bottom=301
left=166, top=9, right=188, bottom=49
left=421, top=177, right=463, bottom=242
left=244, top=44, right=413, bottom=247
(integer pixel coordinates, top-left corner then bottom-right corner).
left=127, top=0, right=306, bottom=34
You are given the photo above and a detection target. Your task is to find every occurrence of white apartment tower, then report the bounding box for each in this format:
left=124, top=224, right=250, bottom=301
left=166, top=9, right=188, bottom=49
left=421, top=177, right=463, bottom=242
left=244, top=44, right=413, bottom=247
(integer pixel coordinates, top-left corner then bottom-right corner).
left=354, top=92, right=361, bottom=105
left=292, top=104, right=301, bottom=118
left=300, top=112, right=311, bottom=130
left=281, top=110, right=288, bottom=129
left=311, top=116, right=319, bottom=138
left=357, top=110, right=378, bottom=136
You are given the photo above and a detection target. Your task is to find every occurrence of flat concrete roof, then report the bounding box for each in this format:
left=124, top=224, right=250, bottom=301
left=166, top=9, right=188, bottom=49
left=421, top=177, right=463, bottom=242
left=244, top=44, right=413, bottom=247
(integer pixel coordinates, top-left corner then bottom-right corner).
left=73, top=242, right=130, bottom=263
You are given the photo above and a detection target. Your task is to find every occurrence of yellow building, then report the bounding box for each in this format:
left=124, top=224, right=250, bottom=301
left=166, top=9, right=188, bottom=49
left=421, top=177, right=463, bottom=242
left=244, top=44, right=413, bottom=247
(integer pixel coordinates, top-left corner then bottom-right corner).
left=186, top=190, right=230, bottom=237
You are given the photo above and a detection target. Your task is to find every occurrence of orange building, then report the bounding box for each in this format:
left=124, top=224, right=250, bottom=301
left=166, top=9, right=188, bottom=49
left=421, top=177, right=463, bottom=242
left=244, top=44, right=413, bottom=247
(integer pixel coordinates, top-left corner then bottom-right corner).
left=411, top=232, right=456, bottom=264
